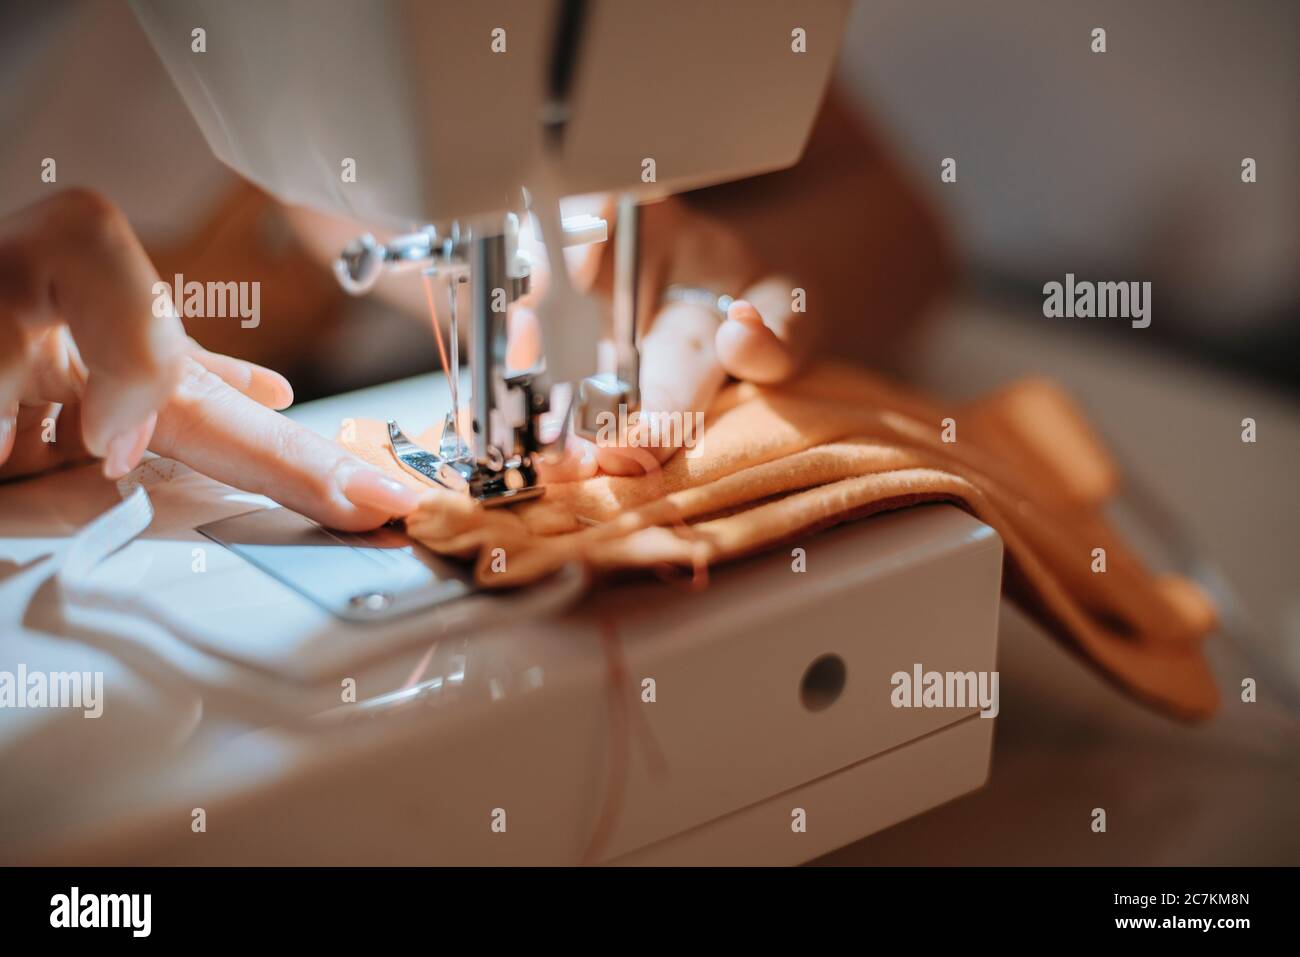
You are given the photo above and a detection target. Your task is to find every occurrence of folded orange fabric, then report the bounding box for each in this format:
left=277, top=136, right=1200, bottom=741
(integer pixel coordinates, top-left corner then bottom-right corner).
left=340, top=361, right=1218, bottom=721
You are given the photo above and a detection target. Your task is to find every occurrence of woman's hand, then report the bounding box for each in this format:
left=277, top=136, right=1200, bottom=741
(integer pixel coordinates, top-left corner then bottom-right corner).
left=537, top=85, right=953, bottom=479
left=511, top=195, right=816, bottom=481
left=595, top=272, right=809, bottom=477
left=0, top=190, right=421, bottom=530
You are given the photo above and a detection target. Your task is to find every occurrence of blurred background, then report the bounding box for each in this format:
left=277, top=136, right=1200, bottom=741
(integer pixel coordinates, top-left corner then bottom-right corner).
left=831, top=0, right=1300, bottom=864
left=2, top=0, right=1296, bottom=396
left=839, top=0, right=1299, bottom=391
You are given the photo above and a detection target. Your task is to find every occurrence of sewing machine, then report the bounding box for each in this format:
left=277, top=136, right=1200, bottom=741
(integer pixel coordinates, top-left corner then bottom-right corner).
left=0, top=0, right=1002, bottom=865
left=135, top=0, right=859, bottom=507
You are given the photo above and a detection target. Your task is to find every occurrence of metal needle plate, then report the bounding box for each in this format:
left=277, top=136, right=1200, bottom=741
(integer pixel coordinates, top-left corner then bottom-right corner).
left=197, top=507, right=474, bottom=622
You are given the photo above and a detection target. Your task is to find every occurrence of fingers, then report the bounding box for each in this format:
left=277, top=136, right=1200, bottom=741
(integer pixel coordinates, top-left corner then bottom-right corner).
left=101, top=411, right=155, bottom=480
left=23, top=325, right=87, bottom=405
left=187, top=342, right=293, bottom=410
left=149, top=357, right=421, bottom=531
left=4, top=190, right=188, bottom=459
left=536, top=434, right=599, bottom=483
left=589, top=276, right=809, bottom=476
left=0, top=323, right=296, bottom=478
left=0, top=331, right=32, bottom=471
left=0, top=311, right=35, bottom=429
left=714, top=276, right=807, bottom=384
left=506, top=304, right=542, bottom=373
left=596, top=301, right=725, bottom=476
left=99, top=343, right=293, bottom=477
left=0, top=324, right=87, bottom=474
left=0, top=403, right=94, bottom=480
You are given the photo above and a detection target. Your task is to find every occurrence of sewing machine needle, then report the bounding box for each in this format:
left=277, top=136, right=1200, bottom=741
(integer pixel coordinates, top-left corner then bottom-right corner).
left=448, top=277, right=463, bottom=455
left=420, top=266, right=463, bottom=457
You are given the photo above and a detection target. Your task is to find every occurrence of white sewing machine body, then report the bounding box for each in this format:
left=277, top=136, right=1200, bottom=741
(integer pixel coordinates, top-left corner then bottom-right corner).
left=130, top=0, right=846, bottom=229
left=0, top=1, right=1002, bottom=864
left=0, top=373, right=1001, bottom=865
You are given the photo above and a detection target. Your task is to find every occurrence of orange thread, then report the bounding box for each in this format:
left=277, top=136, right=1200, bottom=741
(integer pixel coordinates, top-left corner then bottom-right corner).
left=579, top=612, right=672, bottom=865
left=649, top=502, right=711, bottom=591
left=421, top=271, right=454, bottom=384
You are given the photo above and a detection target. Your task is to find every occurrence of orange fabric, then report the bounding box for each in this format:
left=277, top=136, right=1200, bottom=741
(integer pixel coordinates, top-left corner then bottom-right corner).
left=340, top=362, right=1218, bottom=721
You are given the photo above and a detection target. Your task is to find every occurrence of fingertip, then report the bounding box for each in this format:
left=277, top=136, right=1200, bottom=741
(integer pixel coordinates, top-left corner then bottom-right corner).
left=188, top=347, right=294, bottom=409
left=256, top=367, right=294, bottom=410
left=80, top=356, right=183, bottom=457
left=716, top=313, right=797, bottom=385
left=596, top=443, right=664, bottom=476
left=537, top=436, right=598, bottom=483
left=101, top=411, right=156, bottom=480
left=596, top=445, right=643, bottom=476
left=340, top=465, right=423, bottom=521
left=727, top=299, right=766, bottom=330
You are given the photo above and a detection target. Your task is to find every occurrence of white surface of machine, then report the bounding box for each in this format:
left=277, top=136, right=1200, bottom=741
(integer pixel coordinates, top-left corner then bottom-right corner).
left=0, top=372, right=1001, bottom=865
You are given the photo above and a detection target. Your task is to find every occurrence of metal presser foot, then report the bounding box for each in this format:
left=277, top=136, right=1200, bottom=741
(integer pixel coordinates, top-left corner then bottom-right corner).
left=339, top=198, right=640, bottom=515
left=387, top=419, right=546, bottom=509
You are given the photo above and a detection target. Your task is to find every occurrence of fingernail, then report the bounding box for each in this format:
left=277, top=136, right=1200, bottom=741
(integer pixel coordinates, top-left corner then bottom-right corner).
left=101, top=417, right=153, bottom=480
left=262, top=369, right=295, bottom=409
left=598, top=447, right=648, bottom=477
left=342, top=467, right=423, bottom=516
left=728, top=300, right=764, bottom=329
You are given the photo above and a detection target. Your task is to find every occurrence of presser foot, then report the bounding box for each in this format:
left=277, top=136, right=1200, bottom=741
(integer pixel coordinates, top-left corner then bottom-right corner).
left=386, top=420, right=544, bottom=508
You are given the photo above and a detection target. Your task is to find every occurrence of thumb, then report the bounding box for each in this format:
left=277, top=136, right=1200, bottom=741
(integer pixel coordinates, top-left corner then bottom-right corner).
left=714, top=276, right=813, bottom=384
